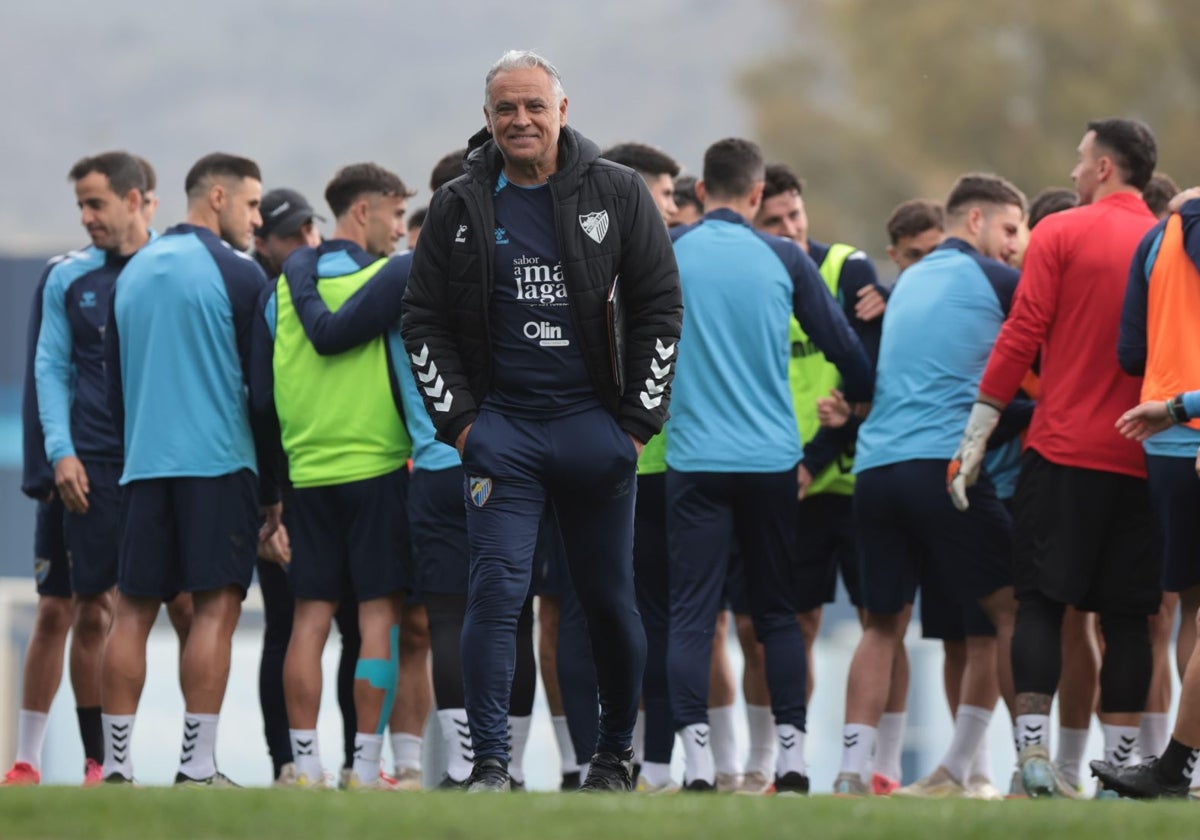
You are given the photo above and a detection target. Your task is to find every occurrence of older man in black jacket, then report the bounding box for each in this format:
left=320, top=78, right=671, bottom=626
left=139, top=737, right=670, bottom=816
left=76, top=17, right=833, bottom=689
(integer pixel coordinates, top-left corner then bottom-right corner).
left=402, top=49, right=682, bottom=792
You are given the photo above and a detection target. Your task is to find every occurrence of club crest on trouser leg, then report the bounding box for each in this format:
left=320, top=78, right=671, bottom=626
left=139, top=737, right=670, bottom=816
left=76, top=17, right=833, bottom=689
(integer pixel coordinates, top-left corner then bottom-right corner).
left=579, top=211, right=609, bottom=244
left=34, top=557, right=50, bottom=585
left=469, top=476, right=493, bottom=507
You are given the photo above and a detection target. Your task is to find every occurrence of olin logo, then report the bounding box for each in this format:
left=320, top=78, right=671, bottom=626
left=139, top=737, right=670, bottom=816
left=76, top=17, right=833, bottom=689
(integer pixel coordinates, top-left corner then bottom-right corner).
left=524, top=320, right=569, bottom=347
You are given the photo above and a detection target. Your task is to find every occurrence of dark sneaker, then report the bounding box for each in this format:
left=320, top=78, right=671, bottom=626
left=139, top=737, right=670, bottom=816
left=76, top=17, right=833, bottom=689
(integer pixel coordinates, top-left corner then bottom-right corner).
left=774, top=771, right=810, bottom=796
left=1090, top=758, right=1189, bottom=800
left=104, top=772, right=134, bottom=785
left=174, top=771, right=240, bottom=788
left=509, top=778, right=526, bottom=792
left=466, top=757, right=510, bottom=793
left=683, top=778, right=716, bottom=792
left=436, top=774, right=469, bottom=790
left=560, top=770, right=581, bottom=791
left=579, top=750, right=635, bottom=792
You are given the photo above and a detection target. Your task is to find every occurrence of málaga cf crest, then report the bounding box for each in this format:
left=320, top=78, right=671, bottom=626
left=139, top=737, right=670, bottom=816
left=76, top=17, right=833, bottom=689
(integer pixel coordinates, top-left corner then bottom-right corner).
left=469, top=476, right=493, bottom=507
left=579, top=210, right=609, bottom=244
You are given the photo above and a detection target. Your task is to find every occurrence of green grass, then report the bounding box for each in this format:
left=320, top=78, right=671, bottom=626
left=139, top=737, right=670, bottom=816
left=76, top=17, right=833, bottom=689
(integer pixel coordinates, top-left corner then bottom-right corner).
left=1, top=788, right=1198, bottom=840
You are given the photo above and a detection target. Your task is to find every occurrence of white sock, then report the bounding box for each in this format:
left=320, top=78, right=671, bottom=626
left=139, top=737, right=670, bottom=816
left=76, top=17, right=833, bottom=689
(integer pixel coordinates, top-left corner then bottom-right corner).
left=1054, top=726, right=1089, bottom=787
left=1102, top=724, right=1139, bottom=767
left=551, top=715, right=578, bottom=773
left=969, top=731, right=992, bottom=781
left=1140, top=713, right=1170, bottom=759
left=15, top=710, right=49, bottom=770
left=353, top=733, right=384, bottom=783
left=632, top=709, right=646, bottom=764
left=709, top=705, right=741, bottom=776
left=390, top=732, right=422, bottom=772
left=745, top=704, right=776, bottom=776
left=577, top=762, right=589, bottom=782
left=680, top=723, right=715, bottom=785
left=941, top=705, right=992, bottom=782
left=177, top=712, right=219, bottom=780
left=775, top=724, right=806, bottom=777
left=290, top=728, right=322, bottom=782
left=508, top=715, right=531, bottom=784
left=1015, top=714, right=1050, bottom=751
left=438, top=709, right=472, bottom=784
left=875, top=711, right=906, bottom=782
left=839, top=724, right=876, bottom=782
left=102, top=714, right=135, bottom=781
left=640, top=760, right=672, bottom=788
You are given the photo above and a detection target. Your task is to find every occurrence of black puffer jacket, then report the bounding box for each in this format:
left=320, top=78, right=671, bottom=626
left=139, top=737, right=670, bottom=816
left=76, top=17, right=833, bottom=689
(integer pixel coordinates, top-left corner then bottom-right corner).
left=401, top=125, right=683, bottom=446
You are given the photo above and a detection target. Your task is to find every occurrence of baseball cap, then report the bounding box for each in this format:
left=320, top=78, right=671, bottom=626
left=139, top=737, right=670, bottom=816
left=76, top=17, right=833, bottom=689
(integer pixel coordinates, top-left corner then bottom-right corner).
left=256, top=188, right=325, bottom=238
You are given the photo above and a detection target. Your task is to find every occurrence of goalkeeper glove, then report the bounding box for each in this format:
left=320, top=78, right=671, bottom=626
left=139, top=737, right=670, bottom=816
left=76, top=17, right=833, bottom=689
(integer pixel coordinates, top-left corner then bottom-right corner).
left=947, top=402, right=1001, bottom=512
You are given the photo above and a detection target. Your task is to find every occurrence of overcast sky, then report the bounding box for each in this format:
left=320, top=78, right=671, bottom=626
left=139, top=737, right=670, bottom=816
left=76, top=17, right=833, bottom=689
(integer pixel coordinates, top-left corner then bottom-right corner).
left=0, top=0, right=788, bottom=253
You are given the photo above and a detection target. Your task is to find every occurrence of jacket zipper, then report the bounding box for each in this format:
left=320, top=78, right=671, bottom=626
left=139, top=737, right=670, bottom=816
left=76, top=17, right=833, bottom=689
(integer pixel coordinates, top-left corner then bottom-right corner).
left=548, top=176, right=610, bottom=400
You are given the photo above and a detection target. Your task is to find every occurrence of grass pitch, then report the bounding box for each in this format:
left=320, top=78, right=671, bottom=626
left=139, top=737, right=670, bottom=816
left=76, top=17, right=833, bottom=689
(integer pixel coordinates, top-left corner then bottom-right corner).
left=2, top=788, right=1198, bottom=840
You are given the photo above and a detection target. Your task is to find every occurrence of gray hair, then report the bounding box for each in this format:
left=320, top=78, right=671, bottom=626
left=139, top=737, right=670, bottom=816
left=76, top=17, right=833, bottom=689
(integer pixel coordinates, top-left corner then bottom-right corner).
left=484, top=50, right=565, bottom=108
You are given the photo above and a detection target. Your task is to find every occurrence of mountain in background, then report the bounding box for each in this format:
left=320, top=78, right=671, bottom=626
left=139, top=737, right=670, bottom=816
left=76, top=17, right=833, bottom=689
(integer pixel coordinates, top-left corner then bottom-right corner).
left=0, top=0, right=787, bottom=254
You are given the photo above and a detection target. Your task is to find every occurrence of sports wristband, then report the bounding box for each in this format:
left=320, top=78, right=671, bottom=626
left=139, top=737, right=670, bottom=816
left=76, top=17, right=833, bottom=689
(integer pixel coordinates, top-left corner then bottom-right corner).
left=1170, top=393, right=1190, bottom=423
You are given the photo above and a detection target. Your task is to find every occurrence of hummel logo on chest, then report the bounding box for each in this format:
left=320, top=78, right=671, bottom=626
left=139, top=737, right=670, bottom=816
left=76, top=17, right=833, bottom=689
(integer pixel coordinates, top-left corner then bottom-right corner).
left=455, top=225, right=469, bottom=243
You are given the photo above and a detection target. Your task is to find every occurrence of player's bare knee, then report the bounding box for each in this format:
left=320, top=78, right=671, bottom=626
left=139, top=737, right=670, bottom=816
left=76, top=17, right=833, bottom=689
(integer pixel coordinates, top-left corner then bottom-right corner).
left=166, top=593, right=194, bottom=635
left=1180, top=585, right=1200, bottom=618
left=978, top=585, right=1017, bottom=629
left=399, top=607, right=431, bottom=654
left=734, top=612, right=757, bottom=645
left=35, top=596, right=73, bottom=637
left=72, top=596, right=111, bottom=644
left=862, top=609, right=907, bottom=640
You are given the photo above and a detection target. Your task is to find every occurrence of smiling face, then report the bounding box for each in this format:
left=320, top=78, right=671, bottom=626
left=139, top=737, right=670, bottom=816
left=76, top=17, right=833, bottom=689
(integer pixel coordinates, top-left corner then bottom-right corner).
left=363, top=192, right=407, bottom=257
left=975, top=203, right=1024, bottom=264
left=483, top=66, right=567, bottom=183
left=755, top=189, right=808, bottom=250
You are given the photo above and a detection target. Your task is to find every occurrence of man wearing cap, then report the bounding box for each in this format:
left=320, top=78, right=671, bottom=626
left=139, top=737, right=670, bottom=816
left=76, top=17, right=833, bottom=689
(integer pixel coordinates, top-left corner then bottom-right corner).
left=253, top=188, right=324, bottom=278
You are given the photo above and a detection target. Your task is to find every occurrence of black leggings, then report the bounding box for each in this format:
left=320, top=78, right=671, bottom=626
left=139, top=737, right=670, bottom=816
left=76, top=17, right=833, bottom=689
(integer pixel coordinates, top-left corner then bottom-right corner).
left=425, top=592, right=535, bottom=716
left=1011, top=591, right=1151, bottom=712
left=258, top=558, right=360, bottom=775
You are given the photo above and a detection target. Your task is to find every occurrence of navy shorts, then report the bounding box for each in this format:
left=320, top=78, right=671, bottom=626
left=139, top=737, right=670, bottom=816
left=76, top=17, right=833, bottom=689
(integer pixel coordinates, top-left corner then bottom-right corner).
left=792, top=492, right=860, bottom=611
left=855, top=459, right=1011, bottom=616
left=410, top=466, right=469, bottom=596
left=1013, top=450, right=1159, bottom=614
left=919, top=563, right=996, bottom=641
left=1146, top=454, right=1200, bottom=594
left=119, top=470, right=259, bottom=600
left=289, top=468, right=410, bottom=603
left=64, top=459, right=122, bottom=596
left=34, top=497, right=71, bottom=599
